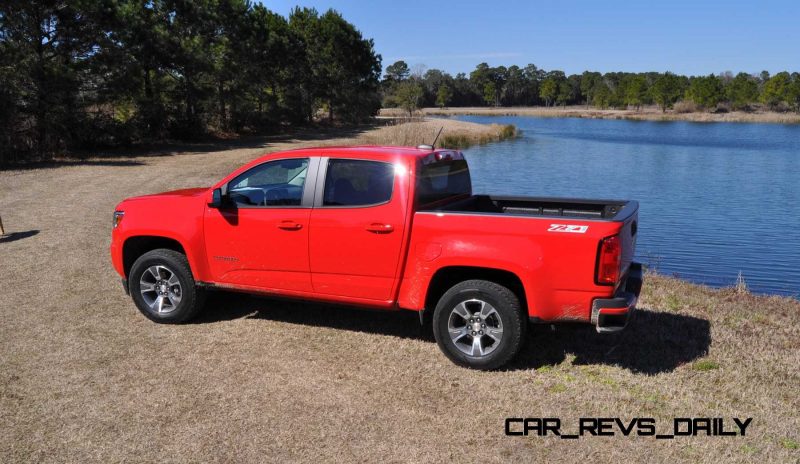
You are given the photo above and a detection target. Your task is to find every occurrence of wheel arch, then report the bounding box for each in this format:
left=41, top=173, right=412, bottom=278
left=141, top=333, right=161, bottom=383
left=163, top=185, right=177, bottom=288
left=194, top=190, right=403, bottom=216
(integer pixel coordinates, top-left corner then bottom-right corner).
left=122, top=235, right=187, bottom=278
left=423, top=266, right=528, bottom=322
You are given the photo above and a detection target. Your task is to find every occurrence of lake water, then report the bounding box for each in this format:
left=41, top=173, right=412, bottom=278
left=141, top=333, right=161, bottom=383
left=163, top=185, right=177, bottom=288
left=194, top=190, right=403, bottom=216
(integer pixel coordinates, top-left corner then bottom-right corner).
left=452, top=115, right=800, bottom=297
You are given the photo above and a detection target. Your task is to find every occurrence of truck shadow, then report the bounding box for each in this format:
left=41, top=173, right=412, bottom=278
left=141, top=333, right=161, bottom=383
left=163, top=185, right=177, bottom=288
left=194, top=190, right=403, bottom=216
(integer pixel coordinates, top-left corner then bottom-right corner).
left=196, top=292, right=430, bottom=341
left=509, top=308, right=711, bottom=374
left=197, top=293, right=710, bottom=375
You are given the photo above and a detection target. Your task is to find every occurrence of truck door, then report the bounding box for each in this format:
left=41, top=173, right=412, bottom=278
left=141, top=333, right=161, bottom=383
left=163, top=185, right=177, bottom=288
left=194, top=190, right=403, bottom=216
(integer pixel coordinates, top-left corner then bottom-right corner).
left=308, top=157, right=408, bottom=301
left=204, top=157, right=318, bottom=292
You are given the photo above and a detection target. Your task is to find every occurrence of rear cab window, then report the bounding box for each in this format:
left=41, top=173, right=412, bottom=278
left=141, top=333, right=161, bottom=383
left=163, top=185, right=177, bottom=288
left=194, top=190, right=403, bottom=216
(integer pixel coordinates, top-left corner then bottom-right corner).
left=416, top=152, right=471, bottom=207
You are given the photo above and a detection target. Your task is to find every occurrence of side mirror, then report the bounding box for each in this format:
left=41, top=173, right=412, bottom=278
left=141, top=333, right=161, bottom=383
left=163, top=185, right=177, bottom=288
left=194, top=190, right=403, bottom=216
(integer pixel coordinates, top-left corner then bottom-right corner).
left=208, top=188, right=224, bottom=208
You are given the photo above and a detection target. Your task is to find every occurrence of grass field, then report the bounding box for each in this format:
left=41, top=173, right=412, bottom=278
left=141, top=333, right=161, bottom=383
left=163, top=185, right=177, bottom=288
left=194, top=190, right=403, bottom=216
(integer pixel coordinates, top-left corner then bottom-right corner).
left=1, top=120, right=798, bottom=463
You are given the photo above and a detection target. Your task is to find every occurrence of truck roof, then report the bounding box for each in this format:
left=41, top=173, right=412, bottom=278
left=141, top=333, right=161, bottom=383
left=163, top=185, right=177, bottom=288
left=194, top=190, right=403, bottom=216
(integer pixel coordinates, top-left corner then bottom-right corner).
left=257, top=145, right=458, bottom=162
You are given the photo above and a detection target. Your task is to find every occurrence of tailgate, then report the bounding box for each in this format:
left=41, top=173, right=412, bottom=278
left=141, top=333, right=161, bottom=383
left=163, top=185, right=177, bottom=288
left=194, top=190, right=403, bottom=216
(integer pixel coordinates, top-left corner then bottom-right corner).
left=616, top=204, right=639, bottom=286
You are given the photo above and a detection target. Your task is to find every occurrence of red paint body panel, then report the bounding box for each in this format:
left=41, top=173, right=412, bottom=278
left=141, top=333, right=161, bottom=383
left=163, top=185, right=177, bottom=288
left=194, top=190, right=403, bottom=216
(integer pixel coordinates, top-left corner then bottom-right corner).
left=308, top=152, right=412, bottom=301
left=110, top=146, right=639, bottom=325
left=204, top=206, right=313, bottom=291
left=111, top=187, right=212, bottom=281
left=396, top=212, right=622, bottom=321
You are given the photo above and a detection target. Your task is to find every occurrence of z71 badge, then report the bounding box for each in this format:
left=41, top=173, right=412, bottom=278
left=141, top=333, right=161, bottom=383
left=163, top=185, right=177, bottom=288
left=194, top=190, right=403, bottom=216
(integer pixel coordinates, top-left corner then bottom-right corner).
left=548, top=224, right=589, bottom=233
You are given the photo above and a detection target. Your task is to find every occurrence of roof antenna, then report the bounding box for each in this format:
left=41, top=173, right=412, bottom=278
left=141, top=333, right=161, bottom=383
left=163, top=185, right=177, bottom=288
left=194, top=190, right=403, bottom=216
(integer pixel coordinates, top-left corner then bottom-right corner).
left=431, top=126, right=444, bottom=148
left=417, top=126, right=444, bottom=150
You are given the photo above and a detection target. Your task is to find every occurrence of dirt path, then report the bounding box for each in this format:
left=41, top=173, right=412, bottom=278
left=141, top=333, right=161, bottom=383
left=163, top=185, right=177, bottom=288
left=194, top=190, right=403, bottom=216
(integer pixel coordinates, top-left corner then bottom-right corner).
left=1, top=126, right=798, bottom=462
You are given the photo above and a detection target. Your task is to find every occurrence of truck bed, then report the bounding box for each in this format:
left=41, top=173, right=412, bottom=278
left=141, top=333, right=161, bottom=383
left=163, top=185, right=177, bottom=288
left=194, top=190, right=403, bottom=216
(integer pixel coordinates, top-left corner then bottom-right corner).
left=423, top=195, right=637, bottom=221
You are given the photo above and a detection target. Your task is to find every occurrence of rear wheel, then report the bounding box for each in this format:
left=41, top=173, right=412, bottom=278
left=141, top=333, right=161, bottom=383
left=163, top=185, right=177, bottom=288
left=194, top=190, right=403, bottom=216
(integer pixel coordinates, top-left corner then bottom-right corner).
left=129, top=249, right=204, bottom=323
left=432, top=279, right=525, bottom=370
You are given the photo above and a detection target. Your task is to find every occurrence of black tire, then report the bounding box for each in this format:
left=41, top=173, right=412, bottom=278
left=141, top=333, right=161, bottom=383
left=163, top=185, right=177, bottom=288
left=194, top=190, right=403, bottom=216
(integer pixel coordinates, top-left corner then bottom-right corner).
left=128, top=249, right=205, bottom=323
left=432, top=280, right=525, bottom=370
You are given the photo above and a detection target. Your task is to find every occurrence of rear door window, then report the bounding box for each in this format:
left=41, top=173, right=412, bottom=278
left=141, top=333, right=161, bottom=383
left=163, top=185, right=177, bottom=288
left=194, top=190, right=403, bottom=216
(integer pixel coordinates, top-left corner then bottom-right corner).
left=322, top=159, right=395, bottom=207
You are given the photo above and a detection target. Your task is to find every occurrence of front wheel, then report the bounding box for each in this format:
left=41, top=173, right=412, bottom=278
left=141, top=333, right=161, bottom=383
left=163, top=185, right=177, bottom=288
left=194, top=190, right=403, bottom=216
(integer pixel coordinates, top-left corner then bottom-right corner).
left=432, top=280, right=525, bottom=370
left=128, top=249, right=205, bottom=323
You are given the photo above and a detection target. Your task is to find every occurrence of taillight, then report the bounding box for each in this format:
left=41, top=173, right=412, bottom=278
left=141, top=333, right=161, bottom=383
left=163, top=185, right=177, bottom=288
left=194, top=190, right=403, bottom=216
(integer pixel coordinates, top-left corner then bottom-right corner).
left=597, top=235, right=621, bottom=285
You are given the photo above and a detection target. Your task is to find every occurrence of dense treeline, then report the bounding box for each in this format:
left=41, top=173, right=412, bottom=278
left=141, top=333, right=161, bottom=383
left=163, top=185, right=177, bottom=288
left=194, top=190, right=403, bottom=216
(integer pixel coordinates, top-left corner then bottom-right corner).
left=382, top=61, right=800, bottom=115
left=0, top=1, right=381, bottom=164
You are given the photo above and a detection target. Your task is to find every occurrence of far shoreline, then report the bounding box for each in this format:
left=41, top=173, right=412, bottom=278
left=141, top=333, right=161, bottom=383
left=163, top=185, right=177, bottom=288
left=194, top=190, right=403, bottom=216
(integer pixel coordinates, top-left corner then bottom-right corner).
left=381, top=106, right=800, bottom=125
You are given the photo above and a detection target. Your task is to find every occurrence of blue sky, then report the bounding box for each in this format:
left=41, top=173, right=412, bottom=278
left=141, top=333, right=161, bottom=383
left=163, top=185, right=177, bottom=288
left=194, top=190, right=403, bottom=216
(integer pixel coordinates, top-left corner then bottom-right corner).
left=262, top=0, right=799, bottom=76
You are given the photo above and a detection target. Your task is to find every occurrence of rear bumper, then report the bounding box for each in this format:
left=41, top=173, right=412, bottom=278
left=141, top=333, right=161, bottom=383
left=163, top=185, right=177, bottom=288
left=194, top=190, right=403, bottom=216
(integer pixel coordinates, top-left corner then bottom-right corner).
left=591, top=262, right=643, bottom=333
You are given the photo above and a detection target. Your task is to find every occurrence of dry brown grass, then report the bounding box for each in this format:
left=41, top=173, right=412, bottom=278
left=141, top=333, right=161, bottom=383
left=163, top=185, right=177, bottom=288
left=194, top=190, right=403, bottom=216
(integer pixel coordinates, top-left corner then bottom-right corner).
left=342, top=117, right=517, bottom=149
left=673, top=100, right=699, bottom=114
left=382, top=106, right=800, bottom=124
left=1, top=124, right=799, bottom=463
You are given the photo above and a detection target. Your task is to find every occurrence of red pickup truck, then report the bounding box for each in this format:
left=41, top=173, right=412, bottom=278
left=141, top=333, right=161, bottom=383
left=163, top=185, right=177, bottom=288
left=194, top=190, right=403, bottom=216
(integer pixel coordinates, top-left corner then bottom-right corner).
left=111, top=146, right=641, bottom=369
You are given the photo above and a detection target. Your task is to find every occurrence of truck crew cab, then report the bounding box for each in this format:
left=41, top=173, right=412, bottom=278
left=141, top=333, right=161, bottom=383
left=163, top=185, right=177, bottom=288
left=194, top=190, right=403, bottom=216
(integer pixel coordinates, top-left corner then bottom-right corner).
left=111, top=146, right=642, bottom=369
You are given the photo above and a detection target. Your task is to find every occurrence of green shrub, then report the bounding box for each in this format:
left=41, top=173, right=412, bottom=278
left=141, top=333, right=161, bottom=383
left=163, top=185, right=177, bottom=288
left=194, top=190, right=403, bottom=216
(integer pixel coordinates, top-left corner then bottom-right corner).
left=499, top=124, right=517, bottom=139
left=439, top=134, right=471, bottom=149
